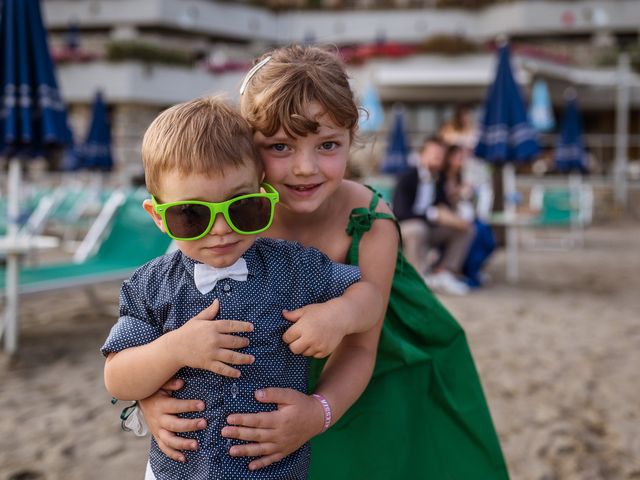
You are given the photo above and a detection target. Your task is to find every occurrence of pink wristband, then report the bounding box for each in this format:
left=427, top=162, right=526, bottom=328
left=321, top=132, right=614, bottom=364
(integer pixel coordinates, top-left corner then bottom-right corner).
left=311, top=393, right=332, bottom=433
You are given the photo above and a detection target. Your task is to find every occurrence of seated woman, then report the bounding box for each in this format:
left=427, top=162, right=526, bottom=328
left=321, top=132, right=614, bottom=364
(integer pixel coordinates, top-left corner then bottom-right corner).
left=437, top=144, right=496, bottom=288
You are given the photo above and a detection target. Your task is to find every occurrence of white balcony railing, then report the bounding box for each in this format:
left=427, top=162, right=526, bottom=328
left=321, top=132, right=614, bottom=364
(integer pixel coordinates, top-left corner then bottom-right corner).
left=44, top=0, right=640, bottom=46
left=58, top=61, right=244, bottom=105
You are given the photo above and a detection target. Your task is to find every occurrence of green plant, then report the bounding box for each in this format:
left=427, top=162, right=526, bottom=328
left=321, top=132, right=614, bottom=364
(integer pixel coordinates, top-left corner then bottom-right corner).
left=435, top=0, right=504, bottom=8
left=105, top=40, right=194, bottom=67
left=418, top=34, right=480, bottom=55
left=595, top=45, right=640, bottom=73
left=628, top=46, right=640, bottom=74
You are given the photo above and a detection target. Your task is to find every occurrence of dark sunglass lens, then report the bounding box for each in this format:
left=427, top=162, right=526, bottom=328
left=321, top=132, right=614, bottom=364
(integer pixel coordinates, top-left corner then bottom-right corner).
left=165, top=204, right=211, bottom=238
left=228, top=197, right=271, bottom=232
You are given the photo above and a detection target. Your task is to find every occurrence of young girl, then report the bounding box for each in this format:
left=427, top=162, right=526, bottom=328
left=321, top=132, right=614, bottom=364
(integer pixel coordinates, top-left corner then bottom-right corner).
left=139, top=45, right=509, bottom=479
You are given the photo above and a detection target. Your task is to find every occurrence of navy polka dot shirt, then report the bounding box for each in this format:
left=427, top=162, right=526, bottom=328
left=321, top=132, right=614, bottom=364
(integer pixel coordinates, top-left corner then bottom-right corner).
left=102, top=238, right=360, bottom=480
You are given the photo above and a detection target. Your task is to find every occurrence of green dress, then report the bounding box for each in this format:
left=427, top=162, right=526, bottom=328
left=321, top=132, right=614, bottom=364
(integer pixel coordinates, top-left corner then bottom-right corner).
left=308, top=190, right=509, bottom=479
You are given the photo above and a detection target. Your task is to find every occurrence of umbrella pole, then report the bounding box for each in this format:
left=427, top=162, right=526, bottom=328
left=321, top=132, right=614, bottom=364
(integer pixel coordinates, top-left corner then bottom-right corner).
left=7, top=157, right=21, bottom=238
left=614, top=53, right=630, bottom=209
left=4, top=157, right=21, bottom=353
left=568, top=172, right=584, bottom=247
left=503, top=163, right=519, bottom=283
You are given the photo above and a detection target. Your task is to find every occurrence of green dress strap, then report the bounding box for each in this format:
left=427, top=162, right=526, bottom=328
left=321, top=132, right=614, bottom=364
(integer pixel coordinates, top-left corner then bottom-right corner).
left=345, top=186, right=400, bottom=266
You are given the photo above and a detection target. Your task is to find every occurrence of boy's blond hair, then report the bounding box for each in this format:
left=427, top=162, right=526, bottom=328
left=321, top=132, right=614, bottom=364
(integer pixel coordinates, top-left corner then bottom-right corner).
left=142, top=96, right=261, bottom=196
left=240, top=45, right=359, bottom=139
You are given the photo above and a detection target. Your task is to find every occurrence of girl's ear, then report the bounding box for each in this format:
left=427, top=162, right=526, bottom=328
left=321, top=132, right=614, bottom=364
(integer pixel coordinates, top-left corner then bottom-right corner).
left=142, top=199, right=166, bottom=233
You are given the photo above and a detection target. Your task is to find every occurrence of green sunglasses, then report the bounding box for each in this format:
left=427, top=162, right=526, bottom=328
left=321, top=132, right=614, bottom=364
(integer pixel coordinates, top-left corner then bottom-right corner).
left=152, top=183, right=279, bottom=241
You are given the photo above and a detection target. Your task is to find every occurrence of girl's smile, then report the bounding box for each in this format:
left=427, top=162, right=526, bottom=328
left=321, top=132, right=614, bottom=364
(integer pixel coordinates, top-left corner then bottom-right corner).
left=285, top=183, right=323, bottom=196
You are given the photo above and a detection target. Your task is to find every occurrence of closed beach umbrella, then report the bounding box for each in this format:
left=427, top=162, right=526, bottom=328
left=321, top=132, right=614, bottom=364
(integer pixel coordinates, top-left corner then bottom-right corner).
left=381, top=107, right=409, bottom=174
left=73, top=91, right=114, bottom=213
left=554, top=93, right=588, bottom=173
left=474, top=44, right=539, bottom=163
left=0, top=0, right=72, bottom=352
left=1, top=0, right=72, bottom=222
left=78, top=91, right=114, bottom=171
left=529, top=79, right=555, bottom=132
left=61, top=92, right=113, bottom=172
left=1, top=0, right=71, bottom=157
left=474, top=42, right=540, bottom=282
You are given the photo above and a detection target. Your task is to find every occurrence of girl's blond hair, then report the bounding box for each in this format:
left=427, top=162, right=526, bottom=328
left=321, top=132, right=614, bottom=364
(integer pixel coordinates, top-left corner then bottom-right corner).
left=142, top=96, right=261, bottom=196
left=240, top=45, right=359, bottom=139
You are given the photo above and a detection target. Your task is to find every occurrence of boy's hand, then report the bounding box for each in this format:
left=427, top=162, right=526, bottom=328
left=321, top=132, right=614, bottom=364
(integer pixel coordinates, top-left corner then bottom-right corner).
left=281, top=299, right=348, bottom=358
left=173, top=299, right=255, bottom=377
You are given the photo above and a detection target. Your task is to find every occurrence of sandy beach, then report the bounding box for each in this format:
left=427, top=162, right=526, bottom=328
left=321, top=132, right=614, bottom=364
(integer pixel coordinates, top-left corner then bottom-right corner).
left=1, top=222, right=639, bottom=480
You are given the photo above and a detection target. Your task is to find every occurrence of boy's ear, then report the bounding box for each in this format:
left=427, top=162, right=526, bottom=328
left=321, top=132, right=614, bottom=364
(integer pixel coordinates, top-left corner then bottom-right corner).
left=142, top=199, right=166, bottom=233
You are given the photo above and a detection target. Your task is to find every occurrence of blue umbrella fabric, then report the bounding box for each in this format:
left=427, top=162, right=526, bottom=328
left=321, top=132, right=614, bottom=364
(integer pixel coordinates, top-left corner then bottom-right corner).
left=60, top=142, right=85, bottom=171
left=0, top=0, right=72, bottom=155
left=77, top=91, right=114, bottom=171
left=359, top=83, right=385, bottom=133
left=60, top=127, right=86, bottom=172
left=381, top=107, right=409, bottom=174
left=554, top=96, right=588, bottom=173
left=529, top=79, right=555, bottom=132
left=65, top=21, right=80, bottom=51
left=474, top=44, right=539, bottom=163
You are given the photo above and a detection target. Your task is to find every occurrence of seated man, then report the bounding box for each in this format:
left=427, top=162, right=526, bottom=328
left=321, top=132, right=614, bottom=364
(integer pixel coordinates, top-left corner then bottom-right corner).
left=392, top=136, right=474, bottom=296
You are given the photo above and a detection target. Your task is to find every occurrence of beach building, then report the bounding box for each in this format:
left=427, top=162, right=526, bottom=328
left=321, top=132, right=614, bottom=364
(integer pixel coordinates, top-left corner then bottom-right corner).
left=41, top=0, right=640, bottom=214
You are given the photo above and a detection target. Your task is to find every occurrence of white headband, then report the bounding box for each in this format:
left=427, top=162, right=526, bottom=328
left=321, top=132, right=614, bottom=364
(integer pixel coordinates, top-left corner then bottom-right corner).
left=239, top=56, right=272, bottom=95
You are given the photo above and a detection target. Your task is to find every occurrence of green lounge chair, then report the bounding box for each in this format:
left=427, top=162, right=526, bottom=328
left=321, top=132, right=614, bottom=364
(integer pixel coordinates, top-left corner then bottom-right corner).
left=0, top=188, right=172, bottom=352
left=0, top=188, right=171, bottom=295
left=523, top=182, right=592, bottom=250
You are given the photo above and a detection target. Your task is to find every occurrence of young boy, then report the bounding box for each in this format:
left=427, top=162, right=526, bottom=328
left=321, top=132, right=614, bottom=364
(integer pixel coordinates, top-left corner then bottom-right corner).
left=101, top=97, right=381, bottom=479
